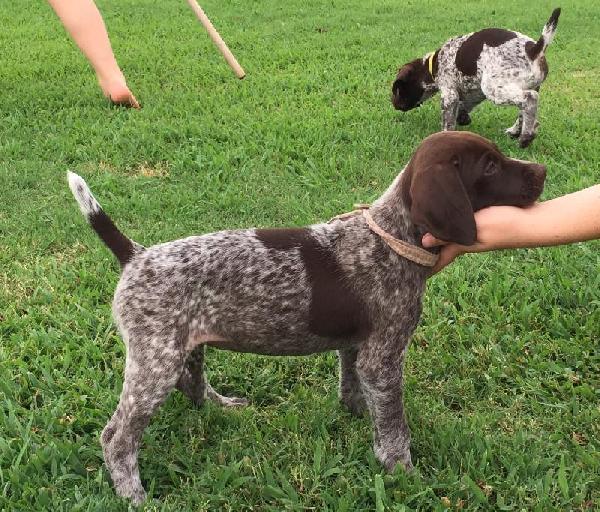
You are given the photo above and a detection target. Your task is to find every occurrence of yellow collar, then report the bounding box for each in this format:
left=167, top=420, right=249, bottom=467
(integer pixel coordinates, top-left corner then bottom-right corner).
left=425, top=52, right=435, bottom=78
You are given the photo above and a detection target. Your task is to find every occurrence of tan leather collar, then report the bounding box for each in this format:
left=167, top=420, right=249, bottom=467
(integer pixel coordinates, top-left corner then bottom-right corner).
left=330, top=206, right=439, bottom=267
left=362, top=209, right=438, bottom=267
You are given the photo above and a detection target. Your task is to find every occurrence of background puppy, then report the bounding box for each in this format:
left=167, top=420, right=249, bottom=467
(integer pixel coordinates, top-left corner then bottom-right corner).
left=391, top=8, right=561, bottom=148
left=68, top=132, right=545, bottom=504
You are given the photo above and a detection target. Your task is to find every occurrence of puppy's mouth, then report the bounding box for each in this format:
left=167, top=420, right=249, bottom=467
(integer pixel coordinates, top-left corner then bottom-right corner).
left=399, top=102, right=422, bottom=112
left=391, top=93, right=421, bottom=112
left=394, top=102, right=416, bottom=112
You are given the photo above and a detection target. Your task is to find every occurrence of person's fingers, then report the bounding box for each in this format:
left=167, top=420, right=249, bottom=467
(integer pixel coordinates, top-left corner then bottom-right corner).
left=427, top=246, right=461, bottom=276
left=99, top=76, right=141, bottom=109
left=109, top=91, right=141, bottom=109
left=422, top=233, right=447, bottom=248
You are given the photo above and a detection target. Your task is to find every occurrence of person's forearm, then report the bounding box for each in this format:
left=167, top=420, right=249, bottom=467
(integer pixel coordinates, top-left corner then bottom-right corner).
left=490, top=185, right=600, bottom=249
left=423, top=185, right=600, bottom=274
left=47, top=0, right=139, bottom=108
left=47, top=0, right=117, bottom=74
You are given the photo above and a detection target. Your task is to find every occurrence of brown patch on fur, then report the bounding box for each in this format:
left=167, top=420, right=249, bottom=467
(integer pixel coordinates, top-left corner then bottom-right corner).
left=255, top=228, right=369, bottom=338
left=455, top=29, right=517, bottom=76
left=538, top=55, right=549, bottom=79
left=525, top=40, right=538, bottom=61
left=255, top=228, right=306, bottom=250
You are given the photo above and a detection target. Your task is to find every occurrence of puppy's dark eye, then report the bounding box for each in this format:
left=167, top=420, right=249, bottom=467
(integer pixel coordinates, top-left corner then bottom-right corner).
left=483, top=161, right=498, bottom=177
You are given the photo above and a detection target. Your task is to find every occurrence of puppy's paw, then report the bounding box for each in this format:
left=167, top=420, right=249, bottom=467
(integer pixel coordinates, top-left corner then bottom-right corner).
left=518, top=133, right=535, bottom=148
left=216, top=395, right=249, bottom=408
left=206, top=384, right=249, bottom=408
left=130, top=488, right=148, bottom=506
left=375, top=444, right=413, bottom=473
left=505, top=126, right=521, bottom=139
left=457, top=111, right=471, bottom=126
left=114, top=481, right=147, bottom=506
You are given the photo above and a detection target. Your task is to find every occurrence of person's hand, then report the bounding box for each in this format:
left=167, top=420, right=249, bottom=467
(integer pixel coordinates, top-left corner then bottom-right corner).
left=422, top=205, right=525, bottom=274
left=422, top=234, right=469, bottom=274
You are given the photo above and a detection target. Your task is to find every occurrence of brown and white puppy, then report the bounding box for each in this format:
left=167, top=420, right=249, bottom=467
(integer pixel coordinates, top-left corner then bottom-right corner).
left=68, top=131, right=545, bottom=505
left=391, top=8, right=561, bottom=148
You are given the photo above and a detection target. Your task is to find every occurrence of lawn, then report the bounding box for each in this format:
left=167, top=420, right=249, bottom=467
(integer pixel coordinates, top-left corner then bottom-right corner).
left=1, top=0, right=599, bottom=510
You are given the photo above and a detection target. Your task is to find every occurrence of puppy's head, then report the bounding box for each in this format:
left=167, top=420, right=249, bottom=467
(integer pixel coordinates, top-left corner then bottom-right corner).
left=391, top=58, right=437, bottom=111
left=402, top=131, right=546, bottom=245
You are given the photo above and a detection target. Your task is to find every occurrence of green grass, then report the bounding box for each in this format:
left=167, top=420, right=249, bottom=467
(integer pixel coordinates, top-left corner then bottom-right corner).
left=1, top=0, right=599, bottom=510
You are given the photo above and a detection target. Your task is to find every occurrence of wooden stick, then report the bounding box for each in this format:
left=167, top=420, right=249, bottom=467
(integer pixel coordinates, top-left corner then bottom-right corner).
left=186, top=0, right=246, bottom=79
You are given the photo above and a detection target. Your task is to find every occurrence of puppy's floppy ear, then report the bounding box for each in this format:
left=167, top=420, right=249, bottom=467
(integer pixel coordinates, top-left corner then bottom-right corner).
left=392, top=64, right=414, bottom=109
left=391, top=76, right=407, bottom=109
left=409, top=161, right=476, bottom=245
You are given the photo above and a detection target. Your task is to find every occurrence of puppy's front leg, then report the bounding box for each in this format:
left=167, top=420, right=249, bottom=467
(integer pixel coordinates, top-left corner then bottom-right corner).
left=440, top=89, right=459, bottom=131
left=356, top=334, right=412, bottom=472
left=457, top=97, right=482, bottom=126
left=338, top=347, right=367, bottom=415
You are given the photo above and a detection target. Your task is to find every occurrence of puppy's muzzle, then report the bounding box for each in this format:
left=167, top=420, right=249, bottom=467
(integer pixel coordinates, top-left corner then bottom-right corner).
left=521, top=164, right=546, bottom=202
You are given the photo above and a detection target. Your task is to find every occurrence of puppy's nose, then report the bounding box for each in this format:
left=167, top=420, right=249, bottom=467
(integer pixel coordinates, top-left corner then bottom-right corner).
left=528, top=163, right=546, bottom=182
left=534, top=163, right=546, bottom=180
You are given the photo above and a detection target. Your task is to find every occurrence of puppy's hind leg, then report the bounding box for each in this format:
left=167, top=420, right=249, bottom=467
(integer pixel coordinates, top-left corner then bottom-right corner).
left=482, top=79, right=539, bottom=147
left=517, top=90, right=540, bottom=148
left=506, top=111, right=523, bottom=138
left=338, top=347, right=367, bottom=416
left=177, top=345, right=248, bottom=408
left=177, top=345, right=208, bottom=406
left=101, top=335, right=184, bottom=505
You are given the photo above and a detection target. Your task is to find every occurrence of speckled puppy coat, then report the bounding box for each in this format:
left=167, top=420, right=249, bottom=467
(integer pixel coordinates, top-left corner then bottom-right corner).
left=391, top=8, right=561, bottom=148
left=68, top=132, right=546, bottom=504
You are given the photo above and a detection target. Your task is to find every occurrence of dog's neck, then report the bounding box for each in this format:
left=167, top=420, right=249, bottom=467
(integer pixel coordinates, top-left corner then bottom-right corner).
left=369, top=166, right=426, bottom=247
left=423, top=49, right=440, bottom=84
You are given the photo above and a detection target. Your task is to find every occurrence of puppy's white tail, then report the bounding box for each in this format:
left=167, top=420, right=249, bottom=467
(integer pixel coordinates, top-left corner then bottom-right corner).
left=67, top=171, right=144, bottom=267
left=528, top=8, right=561, bottom=60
